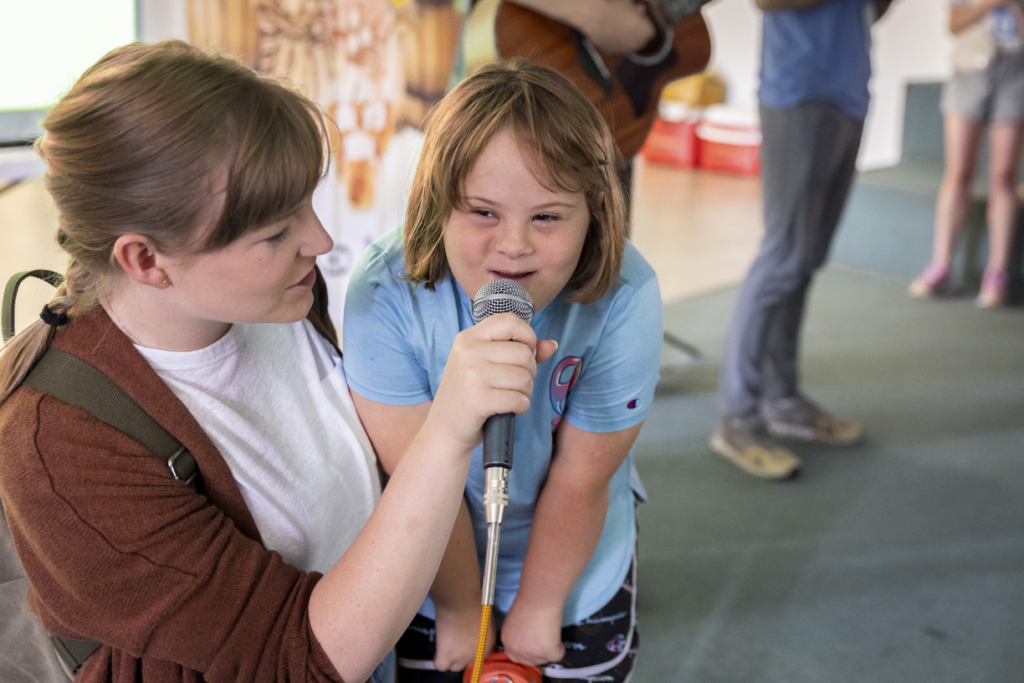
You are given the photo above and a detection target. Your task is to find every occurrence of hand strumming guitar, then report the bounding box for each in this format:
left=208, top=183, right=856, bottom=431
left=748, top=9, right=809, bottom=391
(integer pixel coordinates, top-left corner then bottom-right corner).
left=510, top=0, right=657, bottom=54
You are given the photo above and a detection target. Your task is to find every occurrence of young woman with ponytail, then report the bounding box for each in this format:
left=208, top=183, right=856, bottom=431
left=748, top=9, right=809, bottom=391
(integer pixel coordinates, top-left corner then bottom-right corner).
left=0, top=40, right=553, bottom=683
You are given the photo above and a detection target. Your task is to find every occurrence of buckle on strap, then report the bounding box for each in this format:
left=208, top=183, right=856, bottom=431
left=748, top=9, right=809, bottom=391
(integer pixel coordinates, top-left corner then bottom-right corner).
left=167, top=447, right=198, bottom=487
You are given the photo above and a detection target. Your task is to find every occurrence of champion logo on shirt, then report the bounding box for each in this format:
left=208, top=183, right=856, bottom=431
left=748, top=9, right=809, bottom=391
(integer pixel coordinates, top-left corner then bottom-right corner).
left=627, top=399, right=639, bottom=410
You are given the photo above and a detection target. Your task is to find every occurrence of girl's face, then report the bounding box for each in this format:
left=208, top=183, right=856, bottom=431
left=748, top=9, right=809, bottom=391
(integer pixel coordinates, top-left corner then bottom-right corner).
left=444, top=127, right=590, bottom=313
left=163, top=193, right=333, bottom=328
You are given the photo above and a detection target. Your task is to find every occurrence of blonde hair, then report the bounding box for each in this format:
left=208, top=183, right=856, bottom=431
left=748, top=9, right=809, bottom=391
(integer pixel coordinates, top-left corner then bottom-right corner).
left=0, top=40, right=328, bottom=404
left=404, top=59, right=626, bottom=304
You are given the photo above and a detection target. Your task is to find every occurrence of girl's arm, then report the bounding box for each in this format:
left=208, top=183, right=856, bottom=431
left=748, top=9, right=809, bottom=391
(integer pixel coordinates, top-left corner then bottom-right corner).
left=500, top=420, right=643, bottom=666
left=950, top=0, right=1005, bottom=33
left=348, top=394, right=494, bottom=673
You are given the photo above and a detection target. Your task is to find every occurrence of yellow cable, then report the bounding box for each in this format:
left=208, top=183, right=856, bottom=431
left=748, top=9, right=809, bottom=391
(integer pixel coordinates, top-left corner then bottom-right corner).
left=469, top=604, right=491, bottom=683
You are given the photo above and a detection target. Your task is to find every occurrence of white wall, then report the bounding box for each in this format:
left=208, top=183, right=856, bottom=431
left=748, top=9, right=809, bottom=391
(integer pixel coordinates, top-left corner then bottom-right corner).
left=139, top=0, right=187, bottom=42
left=703, top=0, right=955, bottom=169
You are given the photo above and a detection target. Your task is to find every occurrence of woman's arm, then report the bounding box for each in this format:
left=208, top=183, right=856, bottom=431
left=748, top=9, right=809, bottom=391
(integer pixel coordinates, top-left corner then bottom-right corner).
left=499, top=421, right=643, bottom=666
left=1, top=393, right=339, bottom=681
left=348, top=394, right=493, bottom=673
left=308, top=403, right=476, bottom=680
left=311, top=313, right=554, bottom=681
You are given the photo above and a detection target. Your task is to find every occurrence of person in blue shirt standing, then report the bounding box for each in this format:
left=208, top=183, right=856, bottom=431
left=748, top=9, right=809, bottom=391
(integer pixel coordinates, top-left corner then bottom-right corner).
left=711, top=0, right=894, bottom=480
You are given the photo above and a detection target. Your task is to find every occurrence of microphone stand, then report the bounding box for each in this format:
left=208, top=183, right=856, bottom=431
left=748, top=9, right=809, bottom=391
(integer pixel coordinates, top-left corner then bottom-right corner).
left=482, top=465, right=509, bottom=608
left=468, top=279, right=532, bottom=683
left=470, top=413, right=515, bottom=683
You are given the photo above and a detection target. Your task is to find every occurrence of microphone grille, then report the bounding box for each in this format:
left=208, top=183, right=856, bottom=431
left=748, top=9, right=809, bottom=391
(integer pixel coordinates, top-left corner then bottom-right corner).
left=472, top=279, right=534, bottom=325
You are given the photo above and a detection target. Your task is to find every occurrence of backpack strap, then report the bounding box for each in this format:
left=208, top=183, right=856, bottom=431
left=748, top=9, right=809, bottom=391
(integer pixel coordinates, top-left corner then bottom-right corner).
left=2, top=269, right=64, bottom=344
left=4, top=270, right=201, bottom=677
left=23, top=349, right=200, bottom=488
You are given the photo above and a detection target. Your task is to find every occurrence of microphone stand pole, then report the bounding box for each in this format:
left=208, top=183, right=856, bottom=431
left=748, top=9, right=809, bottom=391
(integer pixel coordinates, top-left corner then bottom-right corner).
left=470, top=413, right=514, bottom=683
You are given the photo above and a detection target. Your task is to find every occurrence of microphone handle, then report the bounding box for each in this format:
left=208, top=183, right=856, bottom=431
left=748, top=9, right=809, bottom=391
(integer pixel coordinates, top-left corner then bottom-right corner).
left=482, top=413, right=515, bottom=469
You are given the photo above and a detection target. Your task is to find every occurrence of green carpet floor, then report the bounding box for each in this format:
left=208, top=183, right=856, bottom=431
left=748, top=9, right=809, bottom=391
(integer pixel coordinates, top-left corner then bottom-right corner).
left=633, top=266, right=1024, bottom=683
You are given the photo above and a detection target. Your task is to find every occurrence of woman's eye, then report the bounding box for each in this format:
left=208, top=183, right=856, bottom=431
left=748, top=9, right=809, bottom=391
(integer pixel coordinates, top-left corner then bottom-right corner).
left=473, top=209, right=495, bottom=219
left=265, top=226, right=290, bottom=244
left=533, top=214, right=559, bottom=223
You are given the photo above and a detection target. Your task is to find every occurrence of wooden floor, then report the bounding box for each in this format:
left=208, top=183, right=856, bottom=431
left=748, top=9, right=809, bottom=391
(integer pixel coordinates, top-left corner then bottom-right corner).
left=631, top=159, right=763, bottom=303
left=0, top=158, right=765, bottom=335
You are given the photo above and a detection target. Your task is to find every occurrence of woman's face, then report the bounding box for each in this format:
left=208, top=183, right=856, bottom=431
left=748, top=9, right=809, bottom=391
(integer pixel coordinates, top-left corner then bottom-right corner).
left=443, top=127, right=590, bottom=313
left=163, top=193, right=333, bottom=327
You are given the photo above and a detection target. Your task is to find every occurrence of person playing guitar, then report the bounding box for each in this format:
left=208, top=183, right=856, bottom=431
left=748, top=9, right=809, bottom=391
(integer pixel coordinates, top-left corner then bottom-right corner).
left=462, top=0, right=715, bottom=160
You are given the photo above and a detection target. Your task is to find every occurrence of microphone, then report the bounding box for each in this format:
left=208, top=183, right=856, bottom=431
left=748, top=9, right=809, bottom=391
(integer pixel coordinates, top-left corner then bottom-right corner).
left=472, top=278, right=533, bottom=610
left=472, top=278, right=534, bottom=471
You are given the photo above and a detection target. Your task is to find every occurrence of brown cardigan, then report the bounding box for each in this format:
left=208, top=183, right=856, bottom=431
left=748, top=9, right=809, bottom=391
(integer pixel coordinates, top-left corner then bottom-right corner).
left=0, top=307, right=345, bottom=682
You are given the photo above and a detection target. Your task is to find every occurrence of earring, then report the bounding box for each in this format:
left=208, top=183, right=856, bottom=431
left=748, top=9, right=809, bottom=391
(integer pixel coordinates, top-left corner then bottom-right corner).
left=162, top=279, right=170, bottom=287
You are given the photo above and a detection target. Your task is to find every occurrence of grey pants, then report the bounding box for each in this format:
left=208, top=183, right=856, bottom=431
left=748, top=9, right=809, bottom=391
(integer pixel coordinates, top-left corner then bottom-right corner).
left=719, top=101, right=864, bottom=418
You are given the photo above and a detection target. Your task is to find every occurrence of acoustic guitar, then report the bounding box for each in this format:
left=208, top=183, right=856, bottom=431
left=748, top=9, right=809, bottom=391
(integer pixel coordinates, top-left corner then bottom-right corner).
left=465, top=0, right=712, bottom=158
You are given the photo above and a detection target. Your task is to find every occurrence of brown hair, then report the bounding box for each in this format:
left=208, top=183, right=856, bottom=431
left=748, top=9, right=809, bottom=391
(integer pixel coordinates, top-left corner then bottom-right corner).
left=403, top=59, right=626, bottom=304
left=0, top=39, right=328, bottom=404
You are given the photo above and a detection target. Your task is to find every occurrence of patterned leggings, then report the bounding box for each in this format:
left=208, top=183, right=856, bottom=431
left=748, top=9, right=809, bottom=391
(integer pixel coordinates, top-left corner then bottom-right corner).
left=395, top=560, right=638, bottom=683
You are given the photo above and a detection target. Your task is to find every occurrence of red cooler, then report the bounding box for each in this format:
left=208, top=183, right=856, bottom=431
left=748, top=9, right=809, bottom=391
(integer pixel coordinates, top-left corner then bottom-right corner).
left=696, top=105, right=761, bottom=177
left=639, top=101, right=701, bottom=169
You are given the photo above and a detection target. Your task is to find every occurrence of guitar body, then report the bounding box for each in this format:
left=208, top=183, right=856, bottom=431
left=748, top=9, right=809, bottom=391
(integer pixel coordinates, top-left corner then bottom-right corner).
left=465, top=0, right=712, bottom=158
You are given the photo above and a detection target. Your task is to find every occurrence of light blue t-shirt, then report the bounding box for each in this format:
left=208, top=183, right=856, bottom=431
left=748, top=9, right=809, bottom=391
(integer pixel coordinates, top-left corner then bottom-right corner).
left=759, top=0, right=875, bottom=121
left=342, top=227, right=663, bottom=625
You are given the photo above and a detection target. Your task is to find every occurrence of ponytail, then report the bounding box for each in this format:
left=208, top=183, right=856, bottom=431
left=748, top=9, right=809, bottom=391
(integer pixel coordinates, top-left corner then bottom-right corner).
left=0, top=257, right=109, bottom=405
left=0, top=293, right=68, bottom=405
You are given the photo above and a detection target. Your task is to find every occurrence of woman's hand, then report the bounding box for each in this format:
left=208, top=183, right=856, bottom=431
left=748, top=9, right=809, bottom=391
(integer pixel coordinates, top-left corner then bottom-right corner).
left=433, top=603, right=497, bottom=673
left=499, top=599, right=566, bottom=668
left=425, top=313, right=556, bottom=452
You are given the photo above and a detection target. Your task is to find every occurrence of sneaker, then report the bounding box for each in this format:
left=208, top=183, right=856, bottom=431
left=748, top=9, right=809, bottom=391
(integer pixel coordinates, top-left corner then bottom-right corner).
left=976, top=270, right=1008, bottom=308
left=762, top=396, right=864, bottom=446
left=908, top=263, right=951, bottom=299
left=710, top=415, right=801, bottom=480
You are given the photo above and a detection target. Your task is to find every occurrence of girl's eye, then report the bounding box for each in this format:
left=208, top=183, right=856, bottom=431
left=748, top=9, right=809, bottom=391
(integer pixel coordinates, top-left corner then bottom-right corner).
left=265, top=226, right=290, bottom=244
left=473, top=209, right=496, bottom=219
left=533, top=214, right=559, bottom=223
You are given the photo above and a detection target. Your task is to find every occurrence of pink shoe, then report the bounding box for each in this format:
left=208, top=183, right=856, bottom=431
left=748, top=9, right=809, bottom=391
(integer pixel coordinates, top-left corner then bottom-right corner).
left=908, top=264, right=951, bottom=299
left=977, top=270, right=1008, bottom=308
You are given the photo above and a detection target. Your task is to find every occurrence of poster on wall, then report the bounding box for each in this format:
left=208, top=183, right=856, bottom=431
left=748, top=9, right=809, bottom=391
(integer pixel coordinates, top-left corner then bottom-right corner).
left=188, top=0, right=463, bottom=325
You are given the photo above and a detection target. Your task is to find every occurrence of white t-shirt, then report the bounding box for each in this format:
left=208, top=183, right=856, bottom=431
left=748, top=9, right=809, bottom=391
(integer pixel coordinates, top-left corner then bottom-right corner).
left=137, top=320, right=380, bottom=574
